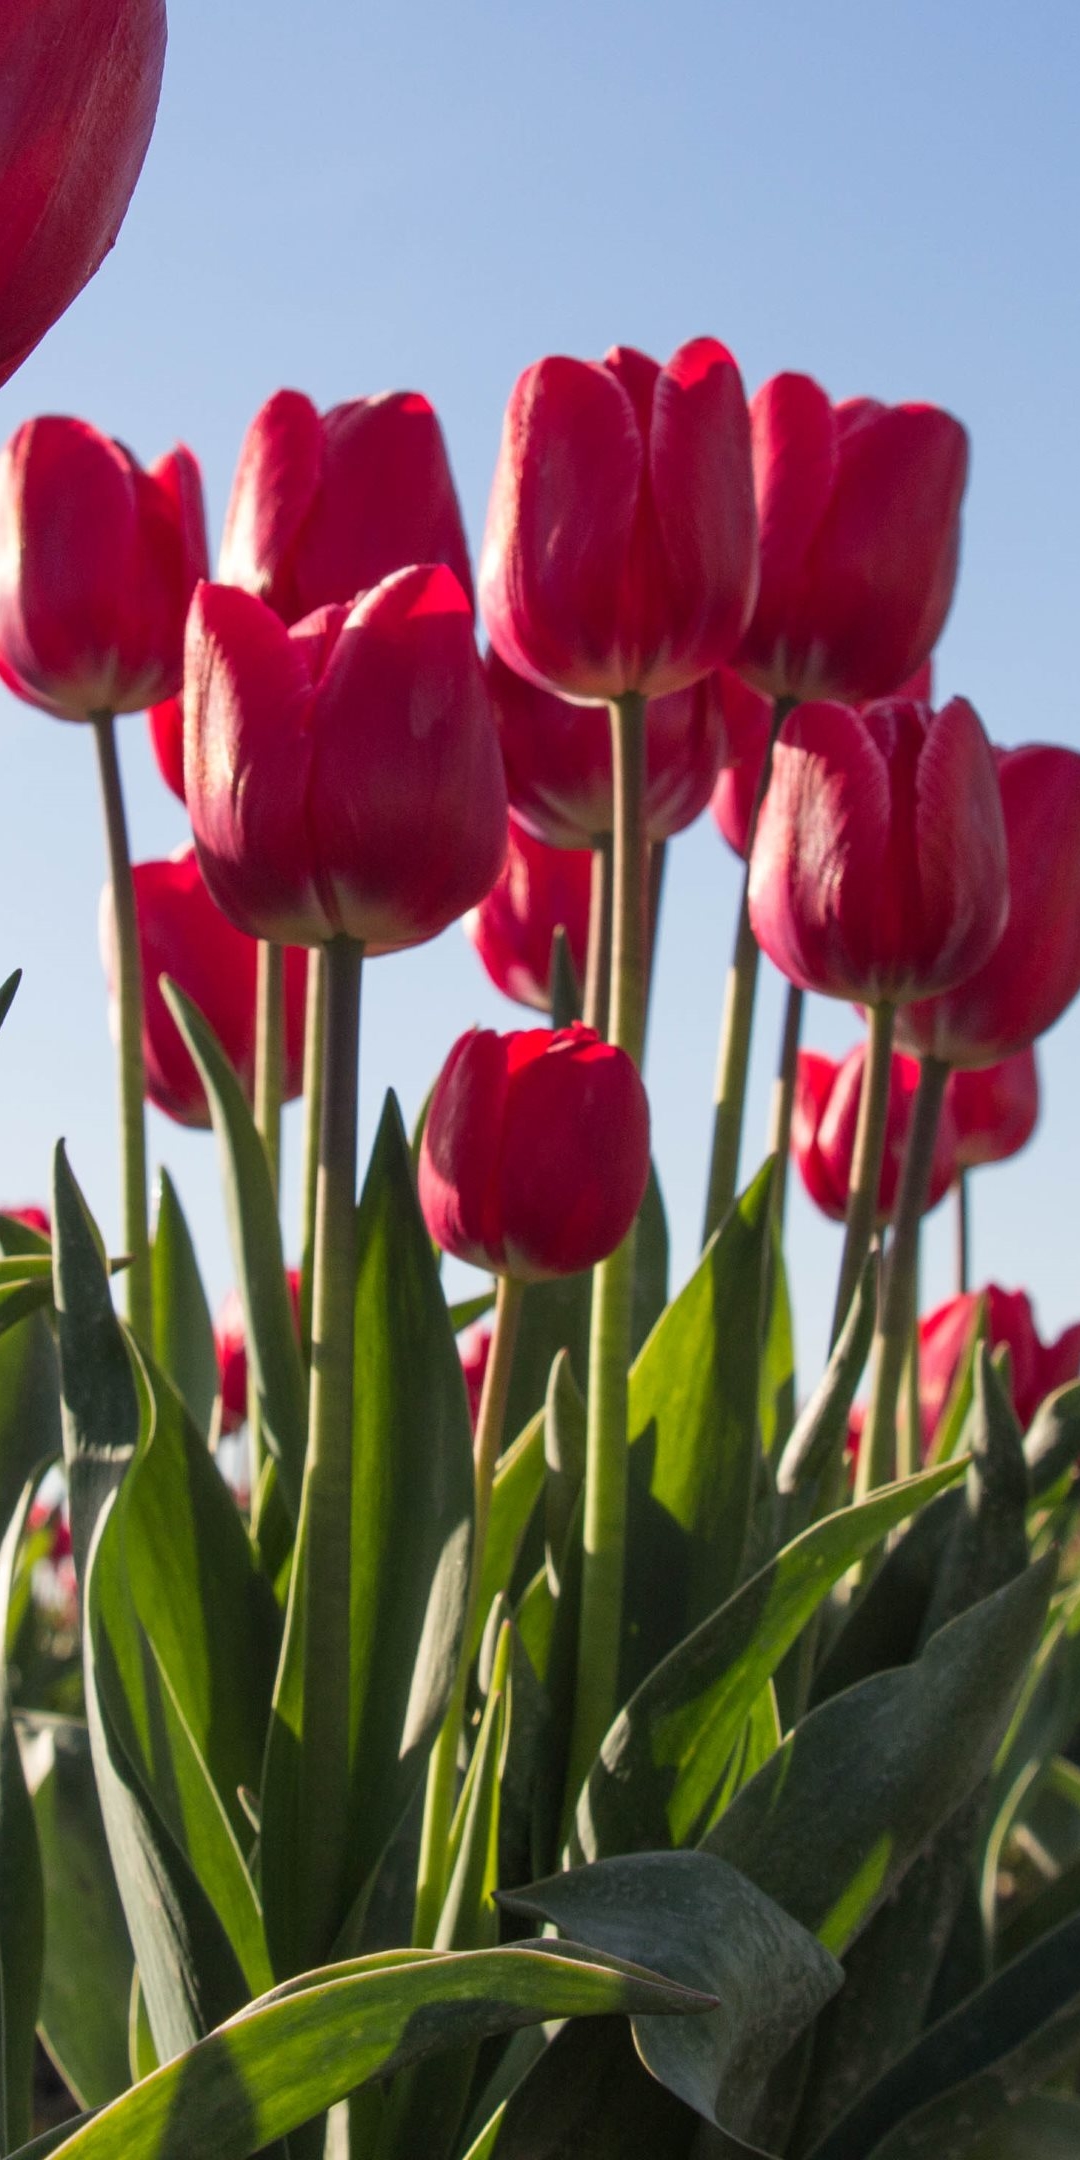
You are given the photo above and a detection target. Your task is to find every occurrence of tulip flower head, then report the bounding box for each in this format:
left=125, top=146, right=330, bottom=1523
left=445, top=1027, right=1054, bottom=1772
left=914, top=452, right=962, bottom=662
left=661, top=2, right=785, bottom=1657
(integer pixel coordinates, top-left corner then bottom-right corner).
left=2, top=1205, right=50, bottom=1238
left=464, top=817, right=591, bottom=1013
left=480, top=338, right=758, bottom=701
left=0, top=417, right=208, bottom=719
left=735, top=373, right=967, bottom=704
left=419, top=1024, right=650, bottom=1281
left=792, top=1042, right=958, bottom=1225
left=458, top=1323, right=492, bottom=1430
left=216, top=1270, right=302, bottom=1435
left=184, top=565, right=508, bottom=950
left=920, top=1285, right=1080, bottom=1441
left=748, top=696, right=1008, bottom=1006
left=219, top=387, right=474, bottom=624
left=947, top=1048, right=1039, bottom=1170
left=148, top=694, right=186, bottom=803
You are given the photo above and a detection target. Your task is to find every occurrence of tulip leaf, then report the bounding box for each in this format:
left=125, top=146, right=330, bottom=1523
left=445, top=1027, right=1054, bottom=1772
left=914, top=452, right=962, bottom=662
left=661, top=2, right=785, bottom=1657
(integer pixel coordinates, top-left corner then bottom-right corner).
left=506, top=1851, right=841, bottom=2138
left=162, top=981, right=307, bottom=1518
left=1025, top=1382, right=1080, bottom=1499
left=261, top=1092, right=475, bottom=1977
left=0, top=968, right=21, bottom=1033
left=0, top=1222, right=61, bottom=1545
left=461, top=2010, right=736, bottom=2158
left=0, top=1490, right=45, bottom=2154
left=632, top=1161, right=670, bottom=1359
left=18, top=1715, right=133, bottom=2109
left=570, top=1460, right=965, bottom=1863
left=449, top=1290, right=497, bottom=1332
left=503, top=1272, right=591, bottom=1453
left=468, top=1408, right=545, bottom=1666
left=759, top=1227, right=796, bottom=1462
left=18, top=1943, right=709, bottom=2160
left=965, top=2095, right=1080, bottom=2157
left=50, top=1143, right=140, bottom=1590
left=150, top=1168, right=218, bottom=1442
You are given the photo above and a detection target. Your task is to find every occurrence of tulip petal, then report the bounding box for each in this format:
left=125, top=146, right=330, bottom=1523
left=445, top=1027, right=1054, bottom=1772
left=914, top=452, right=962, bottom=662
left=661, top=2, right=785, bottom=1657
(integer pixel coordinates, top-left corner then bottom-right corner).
left=218, top=389, right=323, bottom=614
left=290, top=392, right=475, bottom=617
left=648, top=339, right=759, bottom=689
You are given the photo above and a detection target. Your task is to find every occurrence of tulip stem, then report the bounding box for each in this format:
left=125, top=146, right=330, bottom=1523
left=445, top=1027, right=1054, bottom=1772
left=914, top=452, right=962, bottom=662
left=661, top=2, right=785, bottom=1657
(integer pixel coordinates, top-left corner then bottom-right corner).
left=562, top=691, right=648, bottom=1835
left=857, top=1056, right=950, bottom=1500
left=412, top=1271, right=524, bottom=1947
left=299, top=951, right=326, bottom=1354
left=92, top=711, right=151, bottom=1345
left=830, top=1002, right=896, bottom=1348
left=767, top=984, right=805, bottom=1234
left=584, top=837, right=613, bottom=1037
left=702, top=695, right=794, bottom=1246
left=955, top=1173, right=970, bottom=1296
left=254, top=941, right=284, bottom=1200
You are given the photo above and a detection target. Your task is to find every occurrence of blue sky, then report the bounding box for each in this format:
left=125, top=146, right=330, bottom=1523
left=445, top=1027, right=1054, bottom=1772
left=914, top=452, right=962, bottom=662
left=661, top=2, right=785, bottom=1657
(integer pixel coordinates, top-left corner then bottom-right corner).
left=1, top=0, right=1078, bottom=1383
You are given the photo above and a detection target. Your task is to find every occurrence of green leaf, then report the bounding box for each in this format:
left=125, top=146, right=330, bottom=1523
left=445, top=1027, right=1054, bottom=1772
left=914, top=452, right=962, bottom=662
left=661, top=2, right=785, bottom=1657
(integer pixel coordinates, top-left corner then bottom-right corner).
left=1025, top=1383, right=1080, bottom=1500
left=449, top=1290, right=496, bottom=1333
left=0, top=1491, right=44, bottom=2153
left=774, top=1255, right=876, bottom=1520
left=439, top=1619, right=511, bottom=1953
left=620, top=1162, right=775, bottom=1698
left=966, top=2095, right=1080, bottom=2157
left=571, top=1460, right=966, bottom=1863
left=0, top=1225, right=61, bottom=1545
left=925, top=1295, right=986, bottom=1467
left=810, top=1484, right=962, bottom=1707
left=50, top=1143, right=140, bottom=1588
left=261, top=1094, right=475, bottom=1977
left=162, top=982, right=306, bottom=1519
left=919, top=1346, right=1030, bottom=1644
left=0, top=968, right=21, bottom=1033
left=21, top=1943, right=711, bottom=2160
left=18, top=1716, right=133, bottom=2108
left=503, top=1273, right=591, bottom=1456
left=632, top=1162, right=670, bottom=1361
left=460, top=2017, right=705, bottom=2159
left=468, top=1409, right=544, bottom=1667
left=544, top=1350, right=585, bottom=1594
left=758, top=1227, right=796, bottom=1463
left=150, top=1171, right=218, bottom=1443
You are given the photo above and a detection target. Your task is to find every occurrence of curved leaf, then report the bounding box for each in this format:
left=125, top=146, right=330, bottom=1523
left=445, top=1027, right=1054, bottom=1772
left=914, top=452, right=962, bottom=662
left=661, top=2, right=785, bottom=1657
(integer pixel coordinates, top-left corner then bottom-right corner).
left=150, top=1171, right=218, bottom=1442
left=0, top=1490, right=44, bottom=2152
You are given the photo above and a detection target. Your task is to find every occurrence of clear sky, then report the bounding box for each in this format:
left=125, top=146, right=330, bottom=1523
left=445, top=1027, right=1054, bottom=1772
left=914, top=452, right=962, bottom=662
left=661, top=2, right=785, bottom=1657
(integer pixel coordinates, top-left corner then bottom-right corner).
left=1, top=0, right=1078, bottom=1385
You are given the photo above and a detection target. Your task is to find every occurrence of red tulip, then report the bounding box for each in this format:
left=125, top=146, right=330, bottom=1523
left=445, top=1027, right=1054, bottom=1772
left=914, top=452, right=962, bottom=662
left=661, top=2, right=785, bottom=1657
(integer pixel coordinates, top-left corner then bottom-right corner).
left=792, top=1042, right=958, bottom=1224
left=920, top=1285, right=1080, bottom=1440
left=184, top=566, right=507, bottom=949
left=28, top=1498, right=72, bottom=1565
left=711, top=660, right=933, bottom=860
left=418, top=1024, right=650, bottom=1281
left=489, top=649, right=726, bottom=850
left=898, top=746, right=1080, bottom=1067
left=218, top=387, right=474, bottom=625
left=149, top=694, right=185, bottom=803
left=464, top=816, right=591, bottom=1012
left=0, top=0, right=166, bottom=386
left=479, top=339, right=758, bottom=700
left=947, top=1049, right=1039, bottom=1171
left=99, top=846, right=309, bottom=1126
left=0, top=418, right=208, bottom=719
left=216, top=1270, right=302, bottom=1435
left=2, top=1205, right=50, bottom=1238
left=734, top=373, right=967, bottom=703
left=748, top=696, right=1008, bottom=1005
left=458, top=1322, right=491, bottom=1430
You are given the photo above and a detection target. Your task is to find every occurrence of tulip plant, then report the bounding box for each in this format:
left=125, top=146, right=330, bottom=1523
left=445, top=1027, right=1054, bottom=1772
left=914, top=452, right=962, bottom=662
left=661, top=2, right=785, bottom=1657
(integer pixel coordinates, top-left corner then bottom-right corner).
left=6, top=10, right=1080, bottom=2160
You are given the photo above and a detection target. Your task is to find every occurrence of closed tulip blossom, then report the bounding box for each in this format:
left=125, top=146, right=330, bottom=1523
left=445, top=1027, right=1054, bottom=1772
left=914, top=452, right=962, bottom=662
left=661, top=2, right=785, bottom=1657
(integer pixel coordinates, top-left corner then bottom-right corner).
left=947, top=1048, right=1039, bottom=1171
left=0, top=0, right=166, bottom=386
left=898, top=746, right=1080, bottom=1067
left=734, top=373, right=967, bottom=704
left=100, top=847, right=309, bottom=1126
left=465, top=816, right=591, bottom=1012
left=458, top=1323, right=492, bottom=1431
left=748, top=696, right=1008, bottom=1006
left=792, top=1043, right=958, bottom=1224
left=920, top=1285, right=1080, bottom=1441
left=419, top=1025, right=650, bottom=1281
left=218, top=387, right=474, bottom=624
left=148, top=694, right=186, bottom=803
left=480, top=339, right=758, bottom=701
left=216, top=1270, right=302, bottom=1435
left=2, top=1205, right=50, bottom=1238
left=184, top=565, right=507, bottom=950
left=0, top=417, right=208, bottom=718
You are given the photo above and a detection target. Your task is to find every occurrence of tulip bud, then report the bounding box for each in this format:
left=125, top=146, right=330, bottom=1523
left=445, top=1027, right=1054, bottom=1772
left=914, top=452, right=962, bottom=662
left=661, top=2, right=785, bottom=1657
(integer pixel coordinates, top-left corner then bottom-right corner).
left=947, top=1049, right=1039, bottom=1171
left=418, top=1024, right=650, bottom=1281
left=748, top=696, right=1008, bottom=1006
left=219, top=387, right=474, bottom=624
left=464, top=817, right=591, bottom=1013
left=100, top=847, right=309, bottom=1127
left=0, top=0, right=166, bottom=386
left=735, top=373, right=967, bottom=703
left=920, top=1285, right=1080, bottom=1441
left=216, top=1271, right=302, bottom=1435
left=792, top=1042, right=958, bottom=1225
left=185, top=565, right=508, bottom=950
left=2, top=1205, right=50, bottom=1238
left=0, top=418, right=208, bottom=719
left=458, top=1322, right=492, bottom=1430
left=148, top=695, right=186, bottom=803
left=480, top=339, right=758, bottom=700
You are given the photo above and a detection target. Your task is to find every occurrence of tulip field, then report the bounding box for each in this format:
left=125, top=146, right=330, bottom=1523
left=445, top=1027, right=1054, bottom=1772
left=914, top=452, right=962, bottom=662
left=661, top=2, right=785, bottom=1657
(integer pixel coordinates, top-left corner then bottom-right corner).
left=3, top=4, right=1080, bottom=2159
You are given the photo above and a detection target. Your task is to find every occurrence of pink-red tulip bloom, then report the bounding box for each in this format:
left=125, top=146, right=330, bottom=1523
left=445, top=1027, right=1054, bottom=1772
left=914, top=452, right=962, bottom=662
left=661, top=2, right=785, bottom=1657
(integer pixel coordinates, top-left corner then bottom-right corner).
left=218, top=387, right=474, bottom=625
left=216, top=1270, right=302, bottom=1435
left=947, top=1049, right=1039, bottom=1171
left=748, top=696, right=1008, bottom=1005
left=2, top=1205, right=50, bottom=1238
left=0, top=0, right=166, bottom=386
left=149, top=694, right=186, bottom=803
left=792, top=1042, right=958, bottom=1225
left=898, top=745, right=1080, bottom=1067
left=458, top=1323, right=492, bottom=1431
left=100, top=846, right=308, bottom=1126
left=185, top=566, right=507, bottom=950
left=419, top=1025, right=650, bottom=1281
left=734, top=373, right=967, bottom=704
left=464, top=816, right=591, bottom=1013
left=920, top=1286, right=1080, bottom=1441
left=480, top=339, right=758, bottom=700
left=0, top=418, right=208, bottom=718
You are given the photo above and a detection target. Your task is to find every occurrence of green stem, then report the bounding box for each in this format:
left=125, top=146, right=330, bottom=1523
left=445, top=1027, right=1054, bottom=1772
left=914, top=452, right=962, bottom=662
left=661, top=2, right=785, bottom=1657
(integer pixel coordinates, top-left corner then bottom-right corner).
left=830, top=1003, right=896, bottom=1348
left=955, top=1172, right=970, bottom=1296
left=702, top=695, right=794, bottom=1246
left=298, top=950, right=326, bottom=1354
left=562, top=691, right=648, bottom=1831
left=898, top=1244, right=922, bottom=1482
left=255, top=941, right=284, bottom=1200
left=298, top=934, right=363, bottom=1957
left=412, top=1272, right=525, bottom=1946
left=92, top=711, right=151, bottom=1343
left=767, top=983, right=805, bottom=1234
left=857, top=1056, right=949, bottom=1501
left=583, top=837, right=613, bottom=1038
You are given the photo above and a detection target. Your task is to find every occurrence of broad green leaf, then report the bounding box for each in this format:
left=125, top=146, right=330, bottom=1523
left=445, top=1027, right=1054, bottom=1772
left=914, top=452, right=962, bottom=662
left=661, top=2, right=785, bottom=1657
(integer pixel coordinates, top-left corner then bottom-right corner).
left=774, top=1256, right=876, bottom=1518
left=26, top=1942, right=710, bottom=2160
left=503, top=1272, right=591, bottom=1456
left=261, top=1094, right=474, bottom=1977
left=810, top=1484, right=961, bottom=1706
left=571, top=1460, right=966, bottom=1862
left=0, top=968, right=21, bottom=1032
left=632, top=1161, right=670, bottom=1360
left=507, top=1852, right=840, bottom=2139
left=19, top=1715, right=133, bottom=2108
left=0, top=1221, right=61, bottom=1546
left=543, top=1350, right=585, bottom=1593
left=926, top=1295, right=986, bottom=1467
left=50, top=1144, right=139, bottom=1587
left=620, top=1162, right=774, bottom=1697
left=967, top=2095, right=1080, bottom=2157
left=460, top=2017, right=704, bottom=2159
left=1025, top=1383, right=1080, bottom=1499
left=758, top=1227, right=796, bottom=1462
left=150, top=1170, right=218, bottom=1442
left=449, top=1290, right=496, bottom=1332
left=163, top=982, right=306, bottom=1518
left=918, top=1347, right=1030, bottom=1644
left=0, top=1490, right=44, bottom=2153
left=468, top=1409, right=544, bottom=1667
